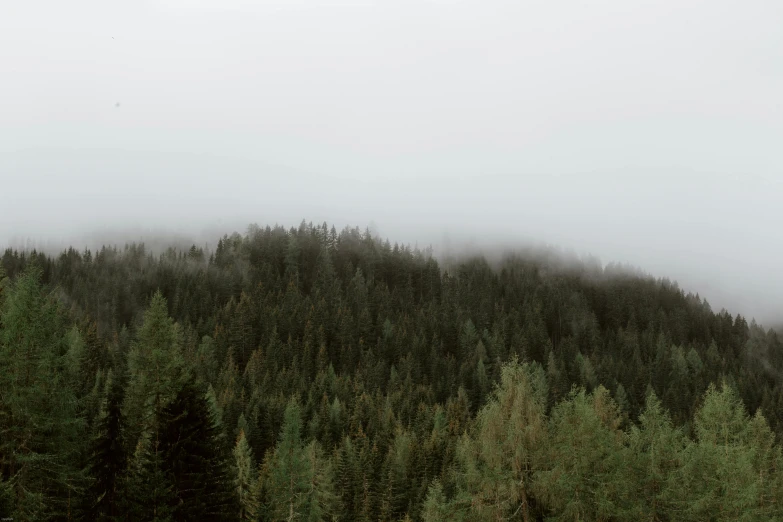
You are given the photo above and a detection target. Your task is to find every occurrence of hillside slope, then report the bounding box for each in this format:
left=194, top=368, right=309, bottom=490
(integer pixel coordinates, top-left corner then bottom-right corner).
left=1, top=221, right=782, bottom=520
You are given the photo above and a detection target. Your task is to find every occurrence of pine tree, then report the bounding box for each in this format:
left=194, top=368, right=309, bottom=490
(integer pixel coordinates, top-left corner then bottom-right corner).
left=0, top=476, right=11, bottom=519
left=301, top=441, right=339, bottom=522
left=379, top=430, right=414, bottom=521
left=228, top=292, right=256, bottom=368
left=0, top=265, right=7, bottom=302
left=335, top=437, right=359, bottom=522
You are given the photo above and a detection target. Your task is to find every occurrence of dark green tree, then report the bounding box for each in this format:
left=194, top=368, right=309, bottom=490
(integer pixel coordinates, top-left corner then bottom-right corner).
left=0, top=266, right=87, bottom=520
left=83, top=368, right=126, bottom=521
left=159, top=380, right=239, bottom=521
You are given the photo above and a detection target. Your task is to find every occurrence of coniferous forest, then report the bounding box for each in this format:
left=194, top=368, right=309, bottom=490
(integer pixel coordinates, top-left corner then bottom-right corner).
left=2, top=221, right=783, bottom=521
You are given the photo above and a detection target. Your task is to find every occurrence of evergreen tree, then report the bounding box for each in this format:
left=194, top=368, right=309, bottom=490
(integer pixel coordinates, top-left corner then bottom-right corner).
left=159, top=380, right=239, bottom=521
left=0, top=477, right=11, bottom=518
left=3, top=222, right=783, bottom=520
left=234, top=429, right=258, bottom=520
left=0, top=265, right=7, bottom=302
left=626, top=391, right=686, bottom=520
left=421, top=480, right=458, bottom=522
left=122, top=291, right=187, bottom=455
left=534, top=386, right=630, bottom=521
left=452, top=359, right=548, bottom=521
left=83, top=368, right=126, bottom=521
left=0, top=266, right=87, bottom=520
left=123, top=432, right=175, bottom=521
left=121, top=291, right=189, bottom=520
left=379, top=429, right=414, bottom=521
left=261, top=399, right=337, bottom=521
left=681, top=382, right=771, bottom=520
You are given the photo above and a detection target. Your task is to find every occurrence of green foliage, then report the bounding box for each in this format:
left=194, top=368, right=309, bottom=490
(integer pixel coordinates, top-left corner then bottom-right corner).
left=260, top=399, right=337, bottom=521
left=421, top=480, right=455, bottom=522
left=3, top=222, right=783, bottom=519
left=84, top=368, right=127, bottom=521
left=234, top=429, right=258, bottom=520
left=624, top=391, right=686, bottom=519
left=534, top=386, right=630, bottom=520
left=122, top=291, right=189, bottom=462
left=159, top=381, right=238, bottom=520
left=452, top=359, right=548, bottom=521
left=0, top=265, right=7, bottom=305
left=124, top=432, right=175, bottom=521
left=680, top=383, right=775, bottom=520
left=0, top=266, right=87, bottom=520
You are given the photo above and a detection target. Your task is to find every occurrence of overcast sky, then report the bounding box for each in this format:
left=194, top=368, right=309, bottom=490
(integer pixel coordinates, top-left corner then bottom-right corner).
left=1, top=0, right=782, bottom=324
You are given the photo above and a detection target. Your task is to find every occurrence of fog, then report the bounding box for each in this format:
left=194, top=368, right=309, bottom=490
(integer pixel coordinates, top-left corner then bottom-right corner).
left=1, top=0, right=782, bottom=325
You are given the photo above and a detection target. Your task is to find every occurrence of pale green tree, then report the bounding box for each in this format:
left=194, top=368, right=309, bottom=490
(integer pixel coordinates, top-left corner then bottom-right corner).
left=451, top=359, right=549, bottom=522
left=234, top=429, right=258, bottom=520
left=534, top=386, right=630, bottom=521
left=680, top=382, right=780, bottom=520
left=626, top=391, right=687, bottom=520
left=261, top=399, right=338, bottom=521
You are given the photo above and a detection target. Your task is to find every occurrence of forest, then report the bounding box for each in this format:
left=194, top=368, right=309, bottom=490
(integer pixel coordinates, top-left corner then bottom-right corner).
left=1, top=220, right=783, bottom=521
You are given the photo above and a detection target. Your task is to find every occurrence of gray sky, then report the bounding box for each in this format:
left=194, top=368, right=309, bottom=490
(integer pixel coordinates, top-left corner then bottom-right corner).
left=1, top=0, right=782, bottom=325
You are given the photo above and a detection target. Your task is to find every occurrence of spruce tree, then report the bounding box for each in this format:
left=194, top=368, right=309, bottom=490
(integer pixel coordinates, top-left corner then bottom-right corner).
left=0, top=265, right=7, bottom=300
left=421, top=480, right=455, bottom=522
left=626, top=391, right=686, bottom=520
left=0, top=476, right=11, bottom=519
left=534, top=386, right=630, bottom=520
left=682, top=382, right=769, bottom=520
left=122, top=291, right=187, bottom=453
left=262, top=399, right=337, bottom=521
left=159, top=380, right=239, bottom=521
left=234, top=429, right=258, bottom=520
left=84, top=368, right=126, bottom=521
left=121, top=291, right=188, bottom=520
left=124, top=432, right=175, bottom=522
left=0, top=265, right=87, bottom=520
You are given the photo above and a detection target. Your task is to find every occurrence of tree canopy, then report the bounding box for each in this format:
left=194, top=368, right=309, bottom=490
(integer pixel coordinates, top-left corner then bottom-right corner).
left=1, top=221, right=783, bottom=520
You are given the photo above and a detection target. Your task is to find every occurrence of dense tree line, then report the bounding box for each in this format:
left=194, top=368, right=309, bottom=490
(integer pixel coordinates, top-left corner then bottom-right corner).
left=1, top=221, right=782, bottom=520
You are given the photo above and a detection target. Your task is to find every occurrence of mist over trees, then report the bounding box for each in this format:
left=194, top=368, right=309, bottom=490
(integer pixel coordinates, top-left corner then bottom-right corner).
left=1, top=221, right=783, bottom=520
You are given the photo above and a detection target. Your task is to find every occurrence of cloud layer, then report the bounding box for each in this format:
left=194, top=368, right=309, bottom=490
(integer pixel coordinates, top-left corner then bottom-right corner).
left=1, top=0, right=781, bottom=324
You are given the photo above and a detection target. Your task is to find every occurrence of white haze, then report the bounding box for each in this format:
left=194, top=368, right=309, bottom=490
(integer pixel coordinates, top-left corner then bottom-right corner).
left=1, top=0, right=782, bottom=325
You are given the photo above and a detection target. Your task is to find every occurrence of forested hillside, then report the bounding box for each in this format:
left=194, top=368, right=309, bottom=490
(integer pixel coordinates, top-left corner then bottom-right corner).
left=1, top=221, right=783, bottom=521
